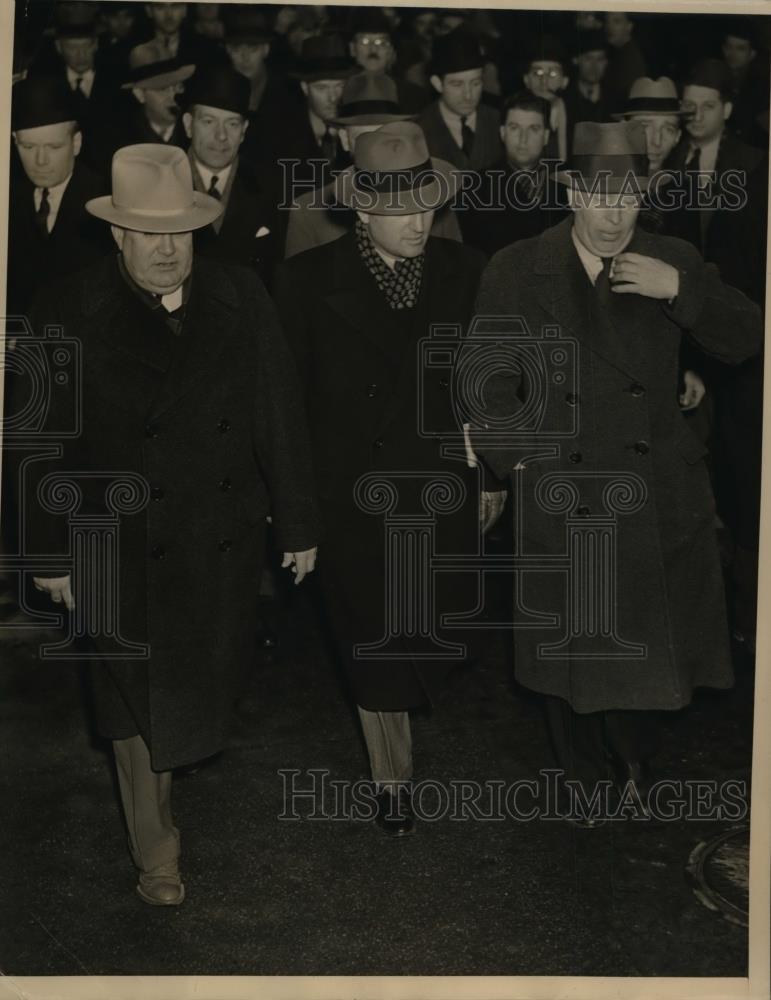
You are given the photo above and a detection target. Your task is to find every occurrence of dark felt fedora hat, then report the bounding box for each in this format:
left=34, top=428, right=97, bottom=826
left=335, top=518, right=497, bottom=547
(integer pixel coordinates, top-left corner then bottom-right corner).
left=222, top=6, right=272, bottom=45
left=330, top=73, right=413, bottom=126
left=122, top=40, right=196, bottom=90
left=293, top=34, right=356, bottom=82
left=334, top=120, right=456, bottom=214
left=181, top=63, right=250, bottom=117
left=430, top=27, right=484, bottom=76
left=348, top=9, right=393, bottom=38
left=556, top=120, right=650, bottom=193
left=12, top=75, right=80, bottom=131
left=684, top=58, right=732, bottom=99
left=613, top=77, right=692, bottom=119
left=572, top=30, right=608, bottom=57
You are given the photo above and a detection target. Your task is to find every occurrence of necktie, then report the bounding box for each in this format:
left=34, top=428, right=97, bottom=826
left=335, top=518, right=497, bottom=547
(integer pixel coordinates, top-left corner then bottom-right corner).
left=687, top=145, right=701, bottom=174
left=207, top=175, right=221, bottom=200
left=74, top=76, right=84, bottom=94
left=320, top=126, right=337, bottom=163
left=460, top=115, right=474, bottom=158
left=685, top=145, right=707, bottom=251
left=594, top=255, right=613, bottom=307
left=36, top=188, right=50, bottom=237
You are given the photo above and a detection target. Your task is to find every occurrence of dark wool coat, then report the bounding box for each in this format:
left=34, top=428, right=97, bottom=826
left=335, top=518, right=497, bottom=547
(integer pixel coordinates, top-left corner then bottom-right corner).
left=472, top=217, right=761, bottom=713
left=275, top=233, right=487, bottom=711
left=27, top=254, right=319, bottom=770
left=417, top=101, right=502, bottom=171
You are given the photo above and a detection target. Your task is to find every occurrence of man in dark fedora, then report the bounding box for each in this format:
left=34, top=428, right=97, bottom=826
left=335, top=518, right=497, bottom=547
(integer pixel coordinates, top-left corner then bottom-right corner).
left=418, top=26, right=501, bottom=171
left=8, top=75, right=111, bottom=318
left=275, top=122, right=489, bottom=836
left=563, top=30, right=611, bottom=154
left=284, top=72, right=461, bottom=258
left=181, top=62, right=281, bottom=288
left=720, top=17, right=769, bottom=149
left=347, top=7, right=431, bottom=114
left=614, top=76, right=689, bottom=172
left=469, top=120, right=761, bottom=823
left=29, top=143, right=319, bottom=904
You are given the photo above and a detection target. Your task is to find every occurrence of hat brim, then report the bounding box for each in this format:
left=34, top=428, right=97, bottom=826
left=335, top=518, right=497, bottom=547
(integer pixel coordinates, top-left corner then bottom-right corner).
left=85, top=191, right=222, bottom=233
left=329, top=111, right=416, bottom=127
left=555, top=170, right=650, bottom=193
left=121, top=64, right=195, bottom=90
left=334, top=155, right=457, bottom=214
left=611, top=108, right=693, bottom=121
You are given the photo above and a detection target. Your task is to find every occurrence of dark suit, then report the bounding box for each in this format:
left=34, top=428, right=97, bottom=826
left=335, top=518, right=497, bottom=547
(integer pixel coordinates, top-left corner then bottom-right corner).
left=417, top=100, right=502, bottom=171
left=562, top=83, right=612, bottom=159
left=25, top=254, right=319, bottom=771
left=272, top=106, right=351, bottom=190
left=275, top=232, right=486, bottom=711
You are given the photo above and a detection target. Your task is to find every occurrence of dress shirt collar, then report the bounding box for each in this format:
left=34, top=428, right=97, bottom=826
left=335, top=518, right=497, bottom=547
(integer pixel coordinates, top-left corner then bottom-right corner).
left=34, top=171, right=74, bottom=231
left=192, top=156, right=234, bottom=197
left=438, top=98, right=477, bottom=137
left=688, top=133, right=722, bottom=174
left=571, top=226, right=633, bottom=284
left=66, top=66, right=95, bottom=97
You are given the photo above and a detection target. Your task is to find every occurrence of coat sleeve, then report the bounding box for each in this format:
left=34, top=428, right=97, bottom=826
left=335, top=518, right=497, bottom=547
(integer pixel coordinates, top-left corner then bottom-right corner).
left=661, top=238, right=763, bottom=364
left=245, top=271, right=320, bottom=552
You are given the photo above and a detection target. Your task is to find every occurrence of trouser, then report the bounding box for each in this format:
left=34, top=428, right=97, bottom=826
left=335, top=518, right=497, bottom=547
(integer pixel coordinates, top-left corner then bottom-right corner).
left=543, top=695, right=658, bottom=789
left=356, top=706, right=413, bottom=791
left=112, top=734, right=179, bottom=873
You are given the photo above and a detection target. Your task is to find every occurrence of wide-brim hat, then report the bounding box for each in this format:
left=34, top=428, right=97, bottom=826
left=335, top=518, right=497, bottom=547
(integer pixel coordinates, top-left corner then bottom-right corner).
left=222, top=7, right=272, bottom=45
left=122, top=41, right=195, bottom=90
left=86, top=143, right=222, bottom=233
left=612, top=76, right=691, bottom=120
left=556, top=120, right=650, bottom=193
left=181, top=63, right=250, bottom=117
left=684, top=57, right=732, bottom=100
left=330, top=72, right=413, bottom=127
left=334, top=120, right=456, bottom=214
left=12, top=75, right=80, bottom=131
left=430, top=26, right=484, bottom=76
left=292, top=33, right=356, bottom=81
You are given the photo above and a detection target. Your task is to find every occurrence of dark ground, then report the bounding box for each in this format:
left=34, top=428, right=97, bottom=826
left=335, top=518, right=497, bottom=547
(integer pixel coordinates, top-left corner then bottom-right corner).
left=0, top=573, right=754, bottom=978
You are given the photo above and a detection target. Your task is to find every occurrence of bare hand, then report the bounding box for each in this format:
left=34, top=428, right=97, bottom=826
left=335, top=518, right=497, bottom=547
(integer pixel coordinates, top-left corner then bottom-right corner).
left=611, top=253, right=679, bottom=300
left=680, top=369, right=706, bottom=411
left=282, top=547, right=317, bottom=585
left=33, top=575, right=75, bottom=611
left=480, top=491, right=507, bottom=533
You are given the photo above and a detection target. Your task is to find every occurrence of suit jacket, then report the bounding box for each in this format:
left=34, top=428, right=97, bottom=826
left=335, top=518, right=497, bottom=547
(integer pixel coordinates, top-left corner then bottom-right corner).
left=471, top=217, right=761, bottom=713
left=6, top=159, right=112, bottom=317
left=274, top=232, right=486, bottom=710
left=25, top=254, right=319, bottom=770
left=417, top=101, right=502, bottom=171
left=562, top=83, right=613, bottom=160
left=272, top=106, right=351, bottom=189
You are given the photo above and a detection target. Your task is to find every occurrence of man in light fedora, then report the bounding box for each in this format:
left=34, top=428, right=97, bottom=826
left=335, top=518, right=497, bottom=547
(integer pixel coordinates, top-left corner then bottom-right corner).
left=275, top=121, right=490, bottom=837
left=469, top=119, right=761, bottom=824
left=29, top=143, right=319, bottom=905
left=614, top=76, right=691, bottom=172
left=283, top=71, right=461, bottom=258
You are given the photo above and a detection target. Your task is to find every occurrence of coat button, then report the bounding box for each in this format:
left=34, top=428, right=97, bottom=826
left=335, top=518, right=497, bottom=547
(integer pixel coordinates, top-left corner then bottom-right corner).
left=565, top=392, right=578, bottom=405
left=439, top=378, right=449, bottom=389
left=568, top=451, right=582, bottom=464
left=576, top=505, right=591, bottom=517
left=145, top=422, right=160, bottom=439
left=219, top=477, right=232, bottom=492
left=366, top=384, right=378, bottom=398
left=150, top=544, right=166, bottom=560
left=150, top=486, right=164, bottom=502
left=219, top=538, right=232, bottom=552
left=218, top=419, right=231, bottom=433
left=630, top=383, right=645, bottom=397
left=373, top=438, right=384, bottom=449
left=634, top=440, right=650, bottom=455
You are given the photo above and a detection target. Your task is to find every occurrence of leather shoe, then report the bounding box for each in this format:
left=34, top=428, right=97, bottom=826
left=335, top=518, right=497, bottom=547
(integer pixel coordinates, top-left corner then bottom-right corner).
left=375, top=786, right=415, bottom=837
left=615, top=760, right=654, bottom=818
left=136, top=862, right=185, bottom=906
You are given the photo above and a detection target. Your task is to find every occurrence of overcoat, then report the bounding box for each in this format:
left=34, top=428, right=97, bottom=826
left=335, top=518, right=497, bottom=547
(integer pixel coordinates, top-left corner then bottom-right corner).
left=27, top=254, right=319, bottom=770
left=472, top=217, right=761, bottom=713
left=275, top=232, right=487, bottom=711
left=417, top=100, right=502, bottom=171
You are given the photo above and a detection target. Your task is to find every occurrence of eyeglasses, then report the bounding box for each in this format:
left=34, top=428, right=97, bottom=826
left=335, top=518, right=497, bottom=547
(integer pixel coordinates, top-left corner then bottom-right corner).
left=530, top=67, right=562, bottom=79
left=357, top=36, right=390, bottom=47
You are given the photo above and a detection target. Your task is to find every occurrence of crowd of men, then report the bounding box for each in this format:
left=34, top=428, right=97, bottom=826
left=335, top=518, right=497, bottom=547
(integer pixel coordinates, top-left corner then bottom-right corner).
left=5, top=2, right=768, bottom=907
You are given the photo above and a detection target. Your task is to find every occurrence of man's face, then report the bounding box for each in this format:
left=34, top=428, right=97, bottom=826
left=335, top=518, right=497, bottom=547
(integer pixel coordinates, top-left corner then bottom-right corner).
left=226, top=41, right=269, bottom=81
left=105, top=9, right=135, bottom=40
left=722, top=35, right=755, bottom=72
left=501, top=108, right=549, bottom=170
left=575, top=49, right=608, bottom=84
left=681, top=84, right=731, bottom=143
left=55, top=36, right=97, bottom=74
left=359, top=210, right=435, bottom=258
left=146, top=2, right=187, bottom=36
left=605, top=12, right=633, bottom=47
left=571, top=193, right=640, bottom=256
left=412, top=13, right=436, bottom=41
left=524, top=61, right=566, bottom=100
left=631, top=113, right=681, bottom=170
left=14, top=122, right=81, bottom=188
left=350, top=32, right=393, bottom=74
left=113, top=228, right=193, bottom=294
left=303, top=79, right=345, bottom=121
left=184, top=104, right=247, bottom=170
left=431, top=68, right=483, bottom=118
left=134, top=82, right=184, bottom=126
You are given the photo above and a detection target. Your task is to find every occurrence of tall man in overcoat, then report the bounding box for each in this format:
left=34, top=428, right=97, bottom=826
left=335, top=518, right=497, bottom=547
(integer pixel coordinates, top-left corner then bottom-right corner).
left=29, top=144, right=319, bottom=904
left=275, top=122, right=490, bottom=836
left=470, top=121, right=761, bottom=820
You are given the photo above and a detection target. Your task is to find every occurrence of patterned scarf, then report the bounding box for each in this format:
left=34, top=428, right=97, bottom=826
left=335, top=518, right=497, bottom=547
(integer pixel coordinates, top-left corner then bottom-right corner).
left=355, top=218, right=424, bottom=310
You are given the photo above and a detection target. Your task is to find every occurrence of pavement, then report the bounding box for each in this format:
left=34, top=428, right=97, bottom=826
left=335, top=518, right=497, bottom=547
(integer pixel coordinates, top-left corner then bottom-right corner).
left=0, top=576, right=754, bottom=977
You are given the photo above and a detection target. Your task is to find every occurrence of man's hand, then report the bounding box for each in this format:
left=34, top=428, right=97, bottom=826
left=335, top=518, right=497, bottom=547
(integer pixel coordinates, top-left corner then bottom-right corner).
left=480, top=491, right=507, bottom=534
left=282, top=547, right=317, bottom=585
left=33, top=575, right=75, bottom=610
left=611, top=253, right=679, bottom=300
left=680, top=369, right=706, bottom=411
